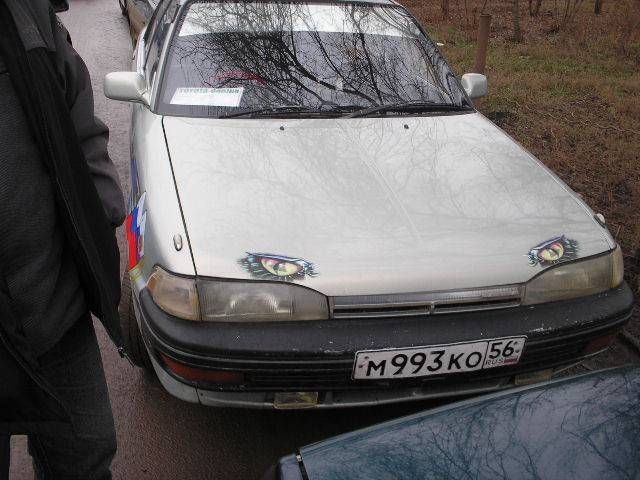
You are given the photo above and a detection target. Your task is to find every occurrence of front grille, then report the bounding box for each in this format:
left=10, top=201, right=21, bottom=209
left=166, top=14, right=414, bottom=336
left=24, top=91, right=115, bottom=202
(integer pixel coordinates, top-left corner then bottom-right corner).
left=192, top=321, right=622, bottom=392
left=331, top=286, right=522, bottom=319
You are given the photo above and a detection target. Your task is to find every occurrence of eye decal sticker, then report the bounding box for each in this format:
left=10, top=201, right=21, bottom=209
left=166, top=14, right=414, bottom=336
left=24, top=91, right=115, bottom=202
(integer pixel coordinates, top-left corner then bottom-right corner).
left=238, top=253, right=318, bottom=281
left=528, top=235, right=579, bottom=267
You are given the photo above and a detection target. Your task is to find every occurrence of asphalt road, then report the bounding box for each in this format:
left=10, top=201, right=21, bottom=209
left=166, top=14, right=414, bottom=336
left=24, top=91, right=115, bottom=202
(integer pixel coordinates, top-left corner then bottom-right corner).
left=8, top=1, right=640, bottom=479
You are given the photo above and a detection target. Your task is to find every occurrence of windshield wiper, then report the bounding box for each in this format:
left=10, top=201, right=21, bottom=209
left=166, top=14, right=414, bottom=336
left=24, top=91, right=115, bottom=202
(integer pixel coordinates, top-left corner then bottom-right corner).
left=219, top=105, right=317, bottom=119
left=220, top=104, right=375, bottom=119
left=220, top=102, right=458, bottom=119
left=348, top=101, right=470, bottom=118
left=321, top=104, right=365, bottom=114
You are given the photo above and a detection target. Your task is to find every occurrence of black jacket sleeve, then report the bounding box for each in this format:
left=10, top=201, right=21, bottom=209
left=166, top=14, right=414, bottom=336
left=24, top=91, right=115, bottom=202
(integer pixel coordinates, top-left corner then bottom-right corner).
left=54, top=20, right=127, bottom=227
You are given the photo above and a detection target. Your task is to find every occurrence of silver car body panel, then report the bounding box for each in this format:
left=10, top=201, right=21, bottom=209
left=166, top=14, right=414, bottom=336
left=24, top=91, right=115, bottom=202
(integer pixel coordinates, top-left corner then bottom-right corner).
left=121, top=0, right=620, bottom=408
left=129, top=105, right=194, bottom=289
left=160, top=113, right=613, bottom=296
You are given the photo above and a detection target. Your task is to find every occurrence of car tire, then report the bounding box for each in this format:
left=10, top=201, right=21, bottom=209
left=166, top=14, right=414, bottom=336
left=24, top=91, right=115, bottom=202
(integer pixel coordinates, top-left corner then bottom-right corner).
left=119, top=271, right=154, bottom=372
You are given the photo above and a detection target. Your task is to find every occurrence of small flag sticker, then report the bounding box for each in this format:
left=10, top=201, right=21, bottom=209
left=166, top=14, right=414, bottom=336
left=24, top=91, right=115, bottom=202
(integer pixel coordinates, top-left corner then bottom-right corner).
left=126, top=193, right=147, bottom=269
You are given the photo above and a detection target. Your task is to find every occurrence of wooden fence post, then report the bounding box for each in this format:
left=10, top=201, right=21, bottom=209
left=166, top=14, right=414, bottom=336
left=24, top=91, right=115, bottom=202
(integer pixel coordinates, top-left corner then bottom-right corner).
left=473, top=14, right=492, bottom=73
left=595, top=0, right=603, bottom=14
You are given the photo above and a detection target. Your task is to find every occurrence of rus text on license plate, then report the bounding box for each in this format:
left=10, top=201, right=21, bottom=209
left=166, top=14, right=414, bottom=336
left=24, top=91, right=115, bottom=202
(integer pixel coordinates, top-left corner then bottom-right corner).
left=352, top=337, right=526, bottom=380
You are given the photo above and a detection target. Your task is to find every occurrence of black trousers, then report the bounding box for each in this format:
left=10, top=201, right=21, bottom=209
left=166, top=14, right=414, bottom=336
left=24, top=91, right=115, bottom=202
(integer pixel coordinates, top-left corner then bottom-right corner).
left=0, top=315, right=116, bottom=479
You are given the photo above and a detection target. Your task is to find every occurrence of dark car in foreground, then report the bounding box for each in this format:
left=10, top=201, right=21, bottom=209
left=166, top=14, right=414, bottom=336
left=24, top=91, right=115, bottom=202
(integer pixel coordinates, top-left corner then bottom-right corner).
left=270, top=367, right=640, bottom=480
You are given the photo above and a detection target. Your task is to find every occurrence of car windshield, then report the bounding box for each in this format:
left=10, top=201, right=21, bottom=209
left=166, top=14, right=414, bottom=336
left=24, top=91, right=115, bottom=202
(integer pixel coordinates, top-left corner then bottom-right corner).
left=158, top=1, right=471, bottom=117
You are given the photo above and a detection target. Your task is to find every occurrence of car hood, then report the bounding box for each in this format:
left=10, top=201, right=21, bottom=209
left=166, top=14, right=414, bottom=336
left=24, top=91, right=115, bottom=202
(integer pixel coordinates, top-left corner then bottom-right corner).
left=162, top=113, right=612, bottom=296
left=294, top=367, right=640, bottom=480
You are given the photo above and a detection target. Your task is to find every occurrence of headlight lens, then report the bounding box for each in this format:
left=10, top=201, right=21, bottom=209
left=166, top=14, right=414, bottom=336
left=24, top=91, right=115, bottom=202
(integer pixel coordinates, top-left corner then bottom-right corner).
left=197, top=279, right=328, bottom=322
left=147, top=267, right=200, bottom=320
left=147, top=267, right=329, bottom=322
left=522, top=246, right=624, bottom=305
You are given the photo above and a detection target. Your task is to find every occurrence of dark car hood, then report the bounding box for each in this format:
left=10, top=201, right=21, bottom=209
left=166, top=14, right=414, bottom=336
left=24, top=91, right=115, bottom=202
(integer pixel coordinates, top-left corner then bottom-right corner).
left=293, top=367, right=640, bottom=480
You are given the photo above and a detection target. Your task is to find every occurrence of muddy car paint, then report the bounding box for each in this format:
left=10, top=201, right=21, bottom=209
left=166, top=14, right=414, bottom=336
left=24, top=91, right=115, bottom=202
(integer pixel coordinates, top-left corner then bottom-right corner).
left=108, top=0, right=632, bottom=408
left=129, top=0, right=615, bottom=297
left=162, top=113, right=613, bottom=296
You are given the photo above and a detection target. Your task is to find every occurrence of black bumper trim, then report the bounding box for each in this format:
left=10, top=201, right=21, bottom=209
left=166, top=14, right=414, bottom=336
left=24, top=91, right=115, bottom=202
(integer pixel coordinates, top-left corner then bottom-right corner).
left=138, top=284, right=634, bottom=392
left=139, top=283, right=634, bottom=360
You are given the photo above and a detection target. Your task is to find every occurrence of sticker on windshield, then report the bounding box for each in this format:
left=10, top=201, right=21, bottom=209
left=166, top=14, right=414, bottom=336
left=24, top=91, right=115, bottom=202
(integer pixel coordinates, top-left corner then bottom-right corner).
left=528, top=235, right=579, bottom=267
left=238, top=253, right=318, bottom=281
left=170, top=87, right=244, bottom=107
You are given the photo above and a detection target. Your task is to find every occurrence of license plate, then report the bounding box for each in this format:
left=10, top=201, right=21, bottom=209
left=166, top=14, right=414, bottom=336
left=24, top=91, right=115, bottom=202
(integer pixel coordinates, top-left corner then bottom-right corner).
left=352, top=337, right=526, bottom=380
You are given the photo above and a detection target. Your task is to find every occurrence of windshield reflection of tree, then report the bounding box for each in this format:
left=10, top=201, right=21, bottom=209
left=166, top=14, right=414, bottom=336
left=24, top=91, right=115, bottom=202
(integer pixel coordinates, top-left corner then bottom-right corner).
left=301, top=370, right=640, bottom=480
left=165, top=3, right=460, bottom=113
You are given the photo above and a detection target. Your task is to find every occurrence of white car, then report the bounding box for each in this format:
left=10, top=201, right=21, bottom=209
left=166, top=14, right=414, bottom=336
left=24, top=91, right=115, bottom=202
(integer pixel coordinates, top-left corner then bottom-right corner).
left=118, top=0, right=158, bottom=42
left=105, top=0, right=633, bottom=409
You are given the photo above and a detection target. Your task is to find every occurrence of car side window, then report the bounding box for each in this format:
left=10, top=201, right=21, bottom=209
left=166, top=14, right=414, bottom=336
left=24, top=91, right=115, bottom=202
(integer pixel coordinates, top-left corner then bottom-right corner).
left=145, top=0, right=178, bottom=86
left=142, top=0, right=165, bottom=57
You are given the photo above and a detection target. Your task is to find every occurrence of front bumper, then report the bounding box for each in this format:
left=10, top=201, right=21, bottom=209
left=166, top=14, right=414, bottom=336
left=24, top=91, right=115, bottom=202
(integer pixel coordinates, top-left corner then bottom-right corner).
left=135, top=283, right=634, bottom=408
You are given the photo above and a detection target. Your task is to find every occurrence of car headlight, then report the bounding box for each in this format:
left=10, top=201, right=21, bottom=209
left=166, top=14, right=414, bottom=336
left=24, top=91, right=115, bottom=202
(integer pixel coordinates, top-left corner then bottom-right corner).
left=522, top=246, right=624, bottom=305
left=147, top=266, right=329, bottom=322
left=147, top=267, right=200, bottom=320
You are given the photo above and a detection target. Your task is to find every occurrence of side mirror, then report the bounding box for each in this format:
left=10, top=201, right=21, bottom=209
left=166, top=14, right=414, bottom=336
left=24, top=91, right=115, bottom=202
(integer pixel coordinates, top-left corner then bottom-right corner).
left=104, top=72, right=150, bottom=106
left=461, top=73, right=488, bottom=100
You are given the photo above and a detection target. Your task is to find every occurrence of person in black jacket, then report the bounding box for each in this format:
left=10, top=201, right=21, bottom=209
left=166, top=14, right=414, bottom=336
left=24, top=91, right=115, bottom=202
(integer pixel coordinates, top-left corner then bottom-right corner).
left=0, top=0, right=126, bottom=477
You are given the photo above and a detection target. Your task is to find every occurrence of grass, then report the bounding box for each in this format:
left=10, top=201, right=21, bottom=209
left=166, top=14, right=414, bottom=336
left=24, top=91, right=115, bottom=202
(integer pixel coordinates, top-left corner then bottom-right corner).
left=400, top=0, right=640, bottom=349
left=402, top=0, right=640, bottom=299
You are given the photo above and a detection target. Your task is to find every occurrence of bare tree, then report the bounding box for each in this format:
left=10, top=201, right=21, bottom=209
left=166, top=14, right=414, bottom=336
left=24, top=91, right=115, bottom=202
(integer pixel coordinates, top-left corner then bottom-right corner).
left=529, top=0, right=543, bottom=16
left=594, top=0, right=603, bottom=14
left=513, top=0, right=523, bottom=41
left=560, top=0, right=585, bottom=25
left=441, top=0, right=450, bottom=18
